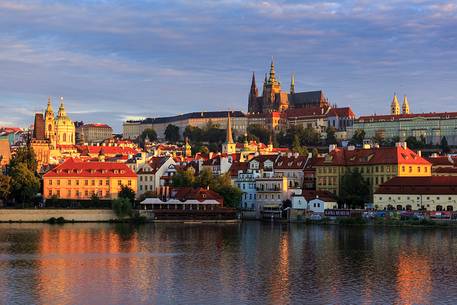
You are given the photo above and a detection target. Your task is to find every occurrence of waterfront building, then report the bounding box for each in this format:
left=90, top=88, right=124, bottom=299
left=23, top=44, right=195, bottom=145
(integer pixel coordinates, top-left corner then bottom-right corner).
left=426, top=155, right=457, bottom=176
left=374, top=176, right=457, bottom=211
left=291, top=190, right=337, bottom=213
left=348, top=94, right=457, bottom=145
left=77, top=123, right=113, bottom=144
left=43, top=158, right=137, bottom=200
left=136, top=156, right=175, bottom=198
left=0, top=139, right=11, bottom=168
left=314, top=143, right=431, bottom=198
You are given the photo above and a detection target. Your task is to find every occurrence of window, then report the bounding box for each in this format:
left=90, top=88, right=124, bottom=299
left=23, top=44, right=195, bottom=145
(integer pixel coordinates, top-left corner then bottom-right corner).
left=118, top=180, right=122, bottom=186
left=76, top=180, right=79, bottom=186
left=140, top=176, right=143, bottom=182
left=409, top=166, right=412, bottom=173
left=91, top=180, right=95, bottom=186
left=85, top=190, right=89, bottom=196
left=49, top=180, right=53, bottom=186
left=128, top=180, right=132, bottom=186
left=85, top=180, right=88, bottom=186
left=67, top=180, right=71, bottom=186
left=99, top=180, right=103, bottom=186
left=139, top=185, right=143, bottom=191
left=57, top=180, right=60, bottom=186
left=106, top=180, right=109, bottom=185
left=48, top=190, right=52, bottom=196
left=402, top=166, right=405, bottom=172
left=417, top=166, right=421, bottom=173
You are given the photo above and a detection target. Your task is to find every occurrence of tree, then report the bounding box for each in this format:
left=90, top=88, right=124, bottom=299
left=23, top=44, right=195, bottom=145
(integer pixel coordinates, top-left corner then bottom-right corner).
left=209, top=173, right=242, bottom=208
left=351, top=129, right=365, bottom=146
left=164, top=124, right=180, bottom=143
left=112, top=197, right=133, bottom=218
left=9, top=145, right=37, bottom=172
left=90, top=193, right=101, bottom=207
left=10, top=163, right=40, bottom=204
left=140, top=128, right=157, bottom=143
left=405, top=136, right=425, bottom=151
left=118, top=185, right=136, bottom=204
left=339, top=169, right=370, bottom=209
left=196, top=168, right=212, bottom=188
left=326, top=126, right=337, bottom=145
left=247, top=124, right=270, bottom=144
left=302, top=126, right=320, bottom=146
left=172, top=169, right=196, bottom=187
left=0, top=174, right=11, bottom=202
left=292, top=134, right=309, bottom=156
left=441, top=136, right=451, bottom=155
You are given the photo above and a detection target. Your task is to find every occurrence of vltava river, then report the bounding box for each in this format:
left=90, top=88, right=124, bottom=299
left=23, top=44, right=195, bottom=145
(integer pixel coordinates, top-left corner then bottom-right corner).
left=1, top=222, right=456, bottom=304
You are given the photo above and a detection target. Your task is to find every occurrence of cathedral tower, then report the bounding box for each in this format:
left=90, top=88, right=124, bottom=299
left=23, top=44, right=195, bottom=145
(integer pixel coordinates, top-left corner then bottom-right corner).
left=290, top=73, right=295, bottom=94
left=390, top=93, right=401, bottom=115
left=402, top=95, right=410, bottom=114
left=44, top=97, right=56, bottom=147
left=248, top=72, right=259, bottom=113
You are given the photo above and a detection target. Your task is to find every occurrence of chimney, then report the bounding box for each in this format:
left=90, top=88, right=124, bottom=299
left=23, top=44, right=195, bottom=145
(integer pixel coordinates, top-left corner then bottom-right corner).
left=329, top=144, right=337, bottom=153
left=417, top=150, right=422, bottom=157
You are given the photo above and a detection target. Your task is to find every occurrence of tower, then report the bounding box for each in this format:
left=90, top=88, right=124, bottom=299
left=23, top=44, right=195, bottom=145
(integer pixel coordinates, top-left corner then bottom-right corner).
left=55, top=97, right=76, bottom=145
left=44, top=97, right=56, bottom=147
left=184, top=137, right=192, bottom=157
left=390, top=93, right=400, bottom=115
left=248, top=72, right=259, bottom=113
left=262, top=59, right=282, bottom=113
left=290, top=73, right=295, bottom=94
left=402, top=95, right=410, bottom=114
left=222, top=112, right=237, bottom=154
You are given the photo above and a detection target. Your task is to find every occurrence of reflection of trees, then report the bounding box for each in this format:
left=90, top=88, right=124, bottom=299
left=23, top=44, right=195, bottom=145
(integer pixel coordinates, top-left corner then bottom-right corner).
left=113, top=223, right=137, bottom=241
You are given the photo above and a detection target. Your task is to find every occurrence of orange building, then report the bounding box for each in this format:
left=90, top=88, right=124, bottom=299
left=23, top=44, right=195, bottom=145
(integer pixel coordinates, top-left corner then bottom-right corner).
left=43, top=158, right=137, bottom=200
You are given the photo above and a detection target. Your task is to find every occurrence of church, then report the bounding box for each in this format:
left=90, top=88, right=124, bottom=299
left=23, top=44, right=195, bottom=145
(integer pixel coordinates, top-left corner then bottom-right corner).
left=248, top=60, right=330, bottom=114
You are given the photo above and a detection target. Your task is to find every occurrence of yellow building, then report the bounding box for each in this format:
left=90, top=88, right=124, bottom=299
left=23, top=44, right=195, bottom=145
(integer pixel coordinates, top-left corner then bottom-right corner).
left=55, top=97, right=75, bottom=146
left=43, top=158, right=137, bottom=200
left=390, top=94, right=400, bottom=115
left=314, top=143, right=431, bottom=198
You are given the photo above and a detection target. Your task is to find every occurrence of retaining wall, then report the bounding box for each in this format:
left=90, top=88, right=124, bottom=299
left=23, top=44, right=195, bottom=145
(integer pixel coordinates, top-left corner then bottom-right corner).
left=0, top=209, right=118, bottom=222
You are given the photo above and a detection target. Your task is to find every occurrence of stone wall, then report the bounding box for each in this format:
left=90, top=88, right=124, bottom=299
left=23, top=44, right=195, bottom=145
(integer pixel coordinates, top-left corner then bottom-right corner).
left=0, top=209, right=118, bottom=222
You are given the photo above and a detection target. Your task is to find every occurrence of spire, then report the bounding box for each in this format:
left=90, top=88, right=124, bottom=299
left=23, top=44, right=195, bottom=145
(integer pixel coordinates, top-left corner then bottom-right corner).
left=391, top=93, right=400, bottom=115
left=268, top=58, right=276, bottom=84
left=250, top=72, right=258, bottom=96
left=58, top=96, right=67, bottom=117
left=290, top=73, right=295, bottom=94
left=402, top=95, right=410, bottom=114
left=46, top=96, right=53, bottom=113
left=226, top=111, right=234, bottom=144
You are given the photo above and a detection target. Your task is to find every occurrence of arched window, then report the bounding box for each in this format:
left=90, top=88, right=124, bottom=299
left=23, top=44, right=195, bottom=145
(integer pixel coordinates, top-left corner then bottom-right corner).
left=48, top=124, right=52, bottom=131
left=447, top=205, right=453, bottom=211
left=63, top=133, right=66, bottom=142
left=396, top=205, right=403, bottom=211
left=406, top=205, right=412, bottom=211
left=436, top=205, right=443, bottom=211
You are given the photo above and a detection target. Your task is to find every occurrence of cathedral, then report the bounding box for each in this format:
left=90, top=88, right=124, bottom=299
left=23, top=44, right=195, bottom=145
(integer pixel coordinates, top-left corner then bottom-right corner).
left=34, top=97, right=75, bottom=148
left=390, top=93, right=410, bottom=115
left=248, top=60, right=330, bottom=114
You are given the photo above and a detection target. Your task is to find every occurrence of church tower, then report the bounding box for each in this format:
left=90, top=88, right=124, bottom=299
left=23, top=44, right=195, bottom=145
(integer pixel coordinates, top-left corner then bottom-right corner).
left=55, top=97, right=76, bottom=145
left=183, top=137, right=192, bottom=157
left=222, top=112, right=237, bottom=154
left=402, top=95, right=410, bottom=114
left=290, top=73, right=295, bottom=94
left=390, top=93, right=401, bottom=115
left=44, top=97, right=56, bottom=148
left=248, top=72, right=259, bottom=113
left=262, top=59, right=282, bottom=113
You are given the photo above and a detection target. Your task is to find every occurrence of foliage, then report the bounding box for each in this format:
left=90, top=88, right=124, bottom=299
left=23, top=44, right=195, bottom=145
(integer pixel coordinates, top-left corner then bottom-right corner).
left=441, top=136, right=451, bottom=154
left=209, top=173, right=242, bottom=209
left=9, top=145, right=37, bottom=172
left=277, top=125, right=320, bottom=148
left=183, top=122, right=226, bottom=152
left=405, top=136, right=425, bottom=150
left=164, top=124, right=180, bottom=143
left=172, top=168, right=196, bottom=187
left=292, top=134, right=309, bottom=156
left=140, top=128, right=157, bottom=143
left=339, top=169, right=370, bottom=209
left=139, top=190, right=156, bottom=202
left=0, top=174, right=11, bottom=201
left=350, top=129, right=365, bottom=146
left=118, top=185, right=136, bottom=204
left=196, top=168, right=212, bottom=188
left=10, top=163, right=40, bottom=204
left=90, top=193, right=101, bottom=207
left=112, top=197, right=133, bottom=218
left=326, top=126, right=338, bottom=145
left=247, top=124, right=271, bottom=144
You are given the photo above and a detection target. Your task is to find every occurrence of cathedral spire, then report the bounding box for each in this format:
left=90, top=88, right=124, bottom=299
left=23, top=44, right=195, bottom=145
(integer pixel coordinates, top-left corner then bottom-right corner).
left=290, top=73, right=295, bottom=94
left=402, top=95, right=410, bottom=114
left=226, top=111, right=234, bottom=144
left=390, top=93, right=400, bottom=115
left=46, top=96, right=53, bottom=113
left=58, top=96, right=67, bottom=117
left=268, top=58, right=276, bottom=84
left=250, top=72, right=258, bottom=96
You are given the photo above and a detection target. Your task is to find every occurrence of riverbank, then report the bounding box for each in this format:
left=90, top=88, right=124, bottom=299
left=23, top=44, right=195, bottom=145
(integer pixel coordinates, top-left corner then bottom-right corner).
left=0, top=209, right=118, bottom=222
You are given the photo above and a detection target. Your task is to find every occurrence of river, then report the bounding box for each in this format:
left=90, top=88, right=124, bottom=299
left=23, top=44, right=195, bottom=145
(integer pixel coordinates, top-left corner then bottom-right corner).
left=0, top=222, right=456, bottom=304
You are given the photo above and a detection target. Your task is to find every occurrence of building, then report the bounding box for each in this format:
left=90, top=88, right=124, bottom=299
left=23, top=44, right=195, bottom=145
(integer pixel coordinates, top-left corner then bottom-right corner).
left=314, top=143, right=431, bottom=198
left=248, top=60, right=330, bottom=114
left=222, top=112, right=236, bottom=154
left=77, top=123, right=113, bottom=144
left=348, top=94, right=457, bottom=145
left=0, top=139, right=11, bottom=168
left=374, top=176, right=457, bottom=211
left=136, top=156, right=175, bottom=198
left=123, top=111, right=248, bottom=140
left=43, top=158, right=137, bottom=200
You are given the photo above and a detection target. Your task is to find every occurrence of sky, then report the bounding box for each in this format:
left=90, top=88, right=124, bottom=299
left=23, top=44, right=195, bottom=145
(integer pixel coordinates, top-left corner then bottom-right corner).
left=1, top=0, right=457, bottom=132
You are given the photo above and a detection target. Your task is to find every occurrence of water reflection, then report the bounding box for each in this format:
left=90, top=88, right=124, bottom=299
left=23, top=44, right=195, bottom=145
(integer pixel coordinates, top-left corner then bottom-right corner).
left=0, top=223, right=457, bottom=304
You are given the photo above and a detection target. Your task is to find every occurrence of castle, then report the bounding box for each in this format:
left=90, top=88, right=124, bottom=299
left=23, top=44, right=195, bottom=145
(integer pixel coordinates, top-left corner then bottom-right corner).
left=248, top=60, right=330, bottom=114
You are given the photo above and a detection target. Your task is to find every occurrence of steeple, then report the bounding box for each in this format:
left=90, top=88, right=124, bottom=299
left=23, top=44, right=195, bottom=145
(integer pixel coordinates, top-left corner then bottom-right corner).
left=250, top=72, right=258, bottom=96
left=226, top=112, right=234, bottom=144
left=46, top=96, right=53, bottom=114
left=268, top=58, right=276, bottom=84
left=58, top=96, right=67, bottom=117
left=390, top=93, right=400, bottom=115
left=248, top=72, right=259, bottom=113
left=290, top=73, right=295, bottom=94
left=402, top=95, right=410, bottom=114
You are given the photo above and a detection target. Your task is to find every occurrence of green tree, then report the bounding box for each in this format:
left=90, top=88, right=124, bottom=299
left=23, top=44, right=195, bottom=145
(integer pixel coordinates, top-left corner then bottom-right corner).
left=0, top=174, right=11, bottom=202
left=112, top=197, right=133, bottom=218
left=172, top=169, right=196, bottom=187
left=326, top=126, right=338, bottom=145
left=441, top=136, right=451, bottom=154
left=303, top=126, right=320, bottom=146
left=247, top=124, right=270, bottom=144
left=339, top=169, right=370, bottom=209
left=210, top=173, right=242, bottom=208
left=351, top=129, right=365, bottom=146
left=196, top=168, right=213, bottom=188
left=9, top=145, right=37, bottom=172
left=90, top=193, right=101, bottom=208
left=164, top=124, right=180, bottom=143
left=405, top=136, right=425, bottom=151
left=292, top=134, right=309, bottom=156
left=140, top=128, right=157, bottom=143
left=118, top=185, right=136, bottom=204
left=10, top=163, right=40, bottom=204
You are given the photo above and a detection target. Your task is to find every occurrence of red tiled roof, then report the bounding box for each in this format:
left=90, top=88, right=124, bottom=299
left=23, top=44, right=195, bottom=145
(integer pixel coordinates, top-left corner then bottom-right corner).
left=286, top=106, right=327, bottom=119
left=43, top=158, right=137, bottom=178
left=425, top=156, right=457, bottom=167
left=84, top=123, right=112, bottom=129
left=274, top=155, right=308, bottom=170
left=172, top=187, right=223, bottom=204
left=326, top=107, right=356, bottom=118
left=375, top=176, right=457, bottom=195
left=314, top=146, right=430, bottom=166
left=137, top=156, right=169, bottom=174
left=77, top=145, right=139, bottom=156
left=358, top=112, right=457, bottom=123
left=229, top=161, right=249, bottom=177
left=302, top=190, right=337, bottom=202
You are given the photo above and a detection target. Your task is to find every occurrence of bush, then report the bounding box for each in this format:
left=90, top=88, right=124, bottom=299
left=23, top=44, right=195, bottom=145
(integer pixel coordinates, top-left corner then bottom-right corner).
left=337, top=217, right=367, bottom=225
left=112, top=197, right=133, bottom=219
